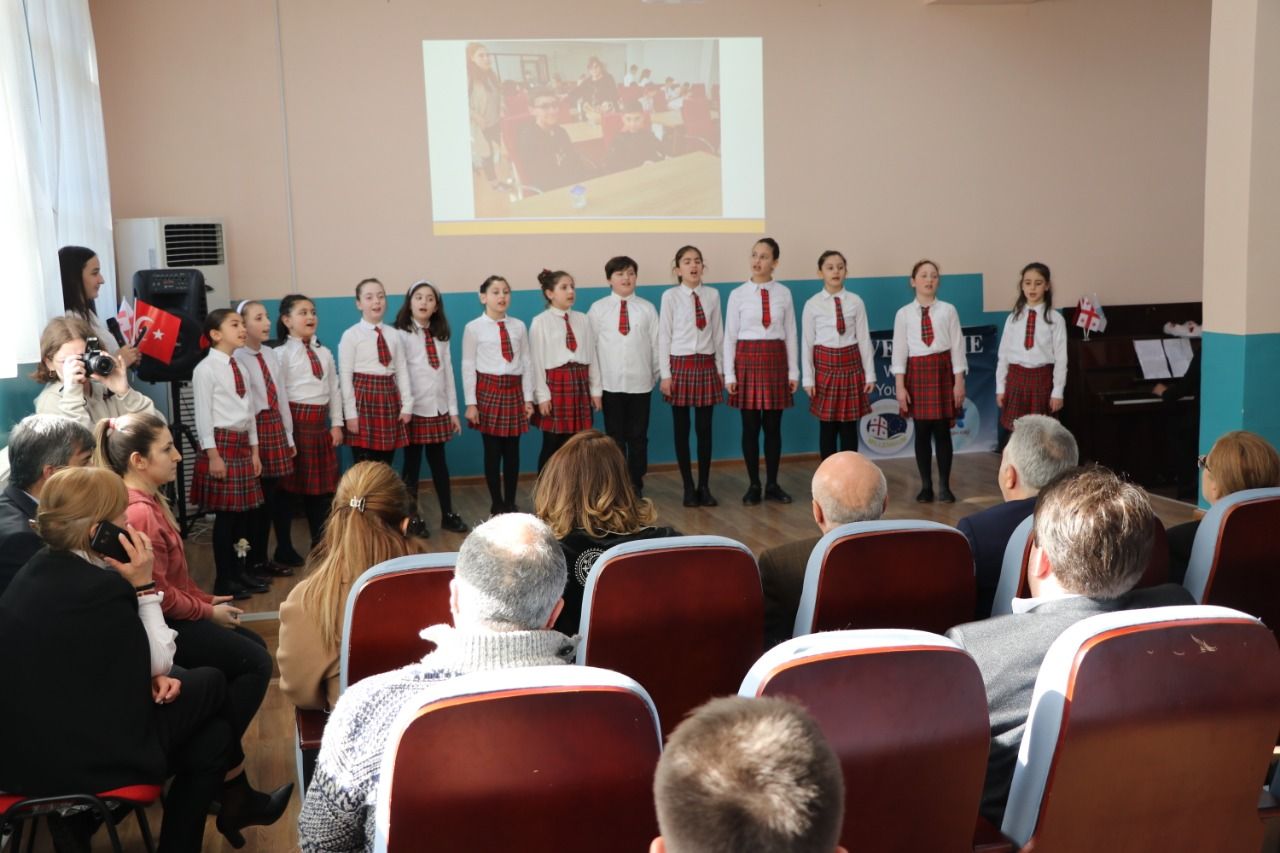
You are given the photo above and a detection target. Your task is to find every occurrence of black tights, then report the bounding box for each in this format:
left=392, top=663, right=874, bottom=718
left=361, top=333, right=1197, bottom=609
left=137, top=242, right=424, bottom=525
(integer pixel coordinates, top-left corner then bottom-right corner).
left=402, top=442, right=455, bottom=516
left=740, top=409, right=783, bottom=487
left=249, top=477, right=293, bottom=566
left=537, top=431, right=572, bottom=472
left=212, top=511, right=251, bottom=584
left=914, top=419, right=954, bottom=489
left=673, top=406, right=714, bottom=489
left=483, top=434, right=521, bottom=509
left=351, top=446, right=395, bottom=465
left=819, top=421, right=859, bottom=460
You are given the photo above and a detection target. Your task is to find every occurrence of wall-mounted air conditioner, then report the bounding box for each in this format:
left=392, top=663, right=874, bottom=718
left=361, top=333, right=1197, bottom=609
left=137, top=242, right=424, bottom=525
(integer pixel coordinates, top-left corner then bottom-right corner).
left=113, top=217, right=231, bottom=312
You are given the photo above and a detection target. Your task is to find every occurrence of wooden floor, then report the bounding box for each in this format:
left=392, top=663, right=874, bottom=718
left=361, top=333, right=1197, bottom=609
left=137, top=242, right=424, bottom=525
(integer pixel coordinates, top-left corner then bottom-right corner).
left=84, top=452, right=1197, bottom=852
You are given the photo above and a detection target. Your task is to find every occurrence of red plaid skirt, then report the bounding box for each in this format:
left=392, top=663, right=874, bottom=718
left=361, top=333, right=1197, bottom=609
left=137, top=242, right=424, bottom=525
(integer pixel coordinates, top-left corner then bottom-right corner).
left=474, top=373, right=528, bottom=437
left=190, top=428, right=264, bottom=512
left=409, top=413, right=454, bottom=445
left=729, top=339, right=792, bottom=411
left=1001, top=363, right=1055, bottom=430
left=905, top=351, right=956, bottom=423
left=347, top=373, right=408, bottom=451
left=255, top=408, right=295, bottom=479
left=283, top=402, right=339, bottom=495
left=532, top=363, right=593, bottom=434
left=669, top=354, right=723, bottom=408
left=810, top=345, right=871, bottom=422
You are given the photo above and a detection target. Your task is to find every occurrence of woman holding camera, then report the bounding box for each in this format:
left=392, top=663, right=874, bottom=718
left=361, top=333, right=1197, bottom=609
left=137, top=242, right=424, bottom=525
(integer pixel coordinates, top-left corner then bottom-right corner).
left=33, top=315, right=158, bottom=429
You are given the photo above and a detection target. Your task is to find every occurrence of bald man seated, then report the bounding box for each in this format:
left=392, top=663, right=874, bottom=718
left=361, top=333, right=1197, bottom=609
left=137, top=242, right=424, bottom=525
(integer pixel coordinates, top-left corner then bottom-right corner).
left=760, top=451, right=888, bottom=647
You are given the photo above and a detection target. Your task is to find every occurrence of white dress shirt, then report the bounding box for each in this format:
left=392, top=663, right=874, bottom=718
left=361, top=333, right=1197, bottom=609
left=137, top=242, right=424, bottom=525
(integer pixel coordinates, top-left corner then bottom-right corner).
left=658, top=283, right=724, bottom=378
left=588, top=293, right=659, bottom=394
left=234, top=344, right=294, bottom=446
left=890, top=299, right=968, bottom=376
left=400, top=323, right=459, bottom=417
left=996, top=304, right=1068, bottom=397
left=461, top=314, right=535, bottom=406
left=277, top=336, right=344, bottom=427
left=338, top=320, right=413, bottom=420
left=723, top=280, right=799, bottom=385
left=529, top=308, right=603, bottom=403
left=192, top=348, right=258, bottom=450
left=801, top=288, right=875, bottom=389
left=74, top=548, right=176, bottom=676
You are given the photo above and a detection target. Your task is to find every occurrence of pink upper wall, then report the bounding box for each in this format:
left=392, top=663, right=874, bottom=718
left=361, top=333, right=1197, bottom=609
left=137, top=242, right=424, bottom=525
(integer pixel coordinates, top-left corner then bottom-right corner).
left=90, top=0, right=1210, bottom=308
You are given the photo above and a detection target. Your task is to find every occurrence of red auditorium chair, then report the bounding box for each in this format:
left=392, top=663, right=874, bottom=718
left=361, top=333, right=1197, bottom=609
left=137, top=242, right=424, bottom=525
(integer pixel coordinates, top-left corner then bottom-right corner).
left=793, top=520, right=975, bottom=637
left=740, top=629, right=1005, bottom=853
left=0, top=784, right=162, bottom=853
left=679, top=96, right=719, bottom=153
left=1001, top=605, right=1280, bottom=852
left=576, top=535, right=762, bottom=736
left=372, top=666, right=662, bottom=853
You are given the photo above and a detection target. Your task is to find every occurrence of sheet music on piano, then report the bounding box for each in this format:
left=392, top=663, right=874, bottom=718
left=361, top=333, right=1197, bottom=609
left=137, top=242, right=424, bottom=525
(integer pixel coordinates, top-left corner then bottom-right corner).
left=1163, top=337, right=1194, bottom=378
left=1133, top=339, right=1172, bottom=380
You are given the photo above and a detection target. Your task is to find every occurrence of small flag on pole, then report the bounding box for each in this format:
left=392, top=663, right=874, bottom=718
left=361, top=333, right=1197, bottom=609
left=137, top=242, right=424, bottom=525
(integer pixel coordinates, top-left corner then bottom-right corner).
left=1075, top=295, right=1108, bottom=337
left=115, top=299, right=134, bottom=344
left=134, top=300, right=182, bottom=364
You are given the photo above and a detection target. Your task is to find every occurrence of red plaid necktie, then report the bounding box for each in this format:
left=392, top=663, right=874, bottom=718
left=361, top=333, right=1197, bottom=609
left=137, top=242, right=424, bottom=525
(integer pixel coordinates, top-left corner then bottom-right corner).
left=921, top=305, right=934, bottom=346
left=564, top=314, right=577, bottom=352
left=304, top=342, right=323, bottom=379
left=618, top=300, right=631, bottom=335
left=693, top=291, right=707, bottom=330
left=1024, top=309, right=1036, bottom=349
left=424, top=332, right=440, bottom=368
left=254, top=352, right=278, bottom=408
left=834, top=297, right=846, bottom=336
left=229, top=357, right=246, bottom=398
left=760, top=287, right=771, bottom=328
left=374, top=326, right=391, bottom=366
left=498, top=321, right=514, bottom=362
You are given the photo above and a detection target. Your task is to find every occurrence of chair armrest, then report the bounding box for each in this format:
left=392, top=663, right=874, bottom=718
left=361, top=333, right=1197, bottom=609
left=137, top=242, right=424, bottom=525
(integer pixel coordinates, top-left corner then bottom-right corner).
left=296, top=707, right=328, bottom=751
left=1260, top=788, right=1280, bottom=820
left=973, top=815, right=1016, bottom=853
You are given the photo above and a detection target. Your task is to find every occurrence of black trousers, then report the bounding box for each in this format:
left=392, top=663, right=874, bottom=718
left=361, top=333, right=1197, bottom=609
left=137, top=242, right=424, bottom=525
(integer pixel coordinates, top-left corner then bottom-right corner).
left=249, top=476, right=295, bottom=566
left=672, top=405, right=714, bottom=490
left=740, top=409, right=784, bottom=487
left=482, top=434, right=521, bottom=509
left=537, top=431, right=572, bottom=472
left=211, top=511, right=251, bottom=584
left=402, top=441, right=455, bottom=516
left=818, top=421, right=859, bottom=460
left=154, top=665, right=233, bottom=853
left=914, top=419, right=954, bottom=488
left=274, top=487, right=332, bottom=553
left=602, top=391, right=651, bottom=490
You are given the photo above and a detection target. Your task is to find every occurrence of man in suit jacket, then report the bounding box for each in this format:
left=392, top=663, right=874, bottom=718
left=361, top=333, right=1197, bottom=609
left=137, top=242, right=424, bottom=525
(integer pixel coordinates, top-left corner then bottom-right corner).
left=957, top=414, right=1079, bottom=618
left=0, top=414, right=94, bottom=595
left=947, top=465, right=1195, bottom=825
left=760, top=451, right=888, bottom=647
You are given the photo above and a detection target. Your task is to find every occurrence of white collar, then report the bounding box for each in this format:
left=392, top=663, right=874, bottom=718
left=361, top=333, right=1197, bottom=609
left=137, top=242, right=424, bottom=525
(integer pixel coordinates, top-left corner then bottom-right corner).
left=1010, top=591, right=1083, bottom=614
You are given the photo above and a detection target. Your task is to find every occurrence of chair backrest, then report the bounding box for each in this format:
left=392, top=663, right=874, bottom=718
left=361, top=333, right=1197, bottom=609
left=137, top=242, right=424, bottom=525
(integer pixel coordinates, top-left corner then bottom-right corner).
left=993, top=515, right=1170, bottom=616
left=1184, top=487, right=1280, bottom=639
left=794, top=521, right=975, bottom=637
left=340, top=553, right=456, bottom=692
left=1002, top=605, right=1280, bottom=852
left=373, top=666, right=661, bottom=853
left=577, top=535, right=762, bottom=736
left=499, top=114, right=535, bottom=197
left=740, top=630, right=989, bottom=852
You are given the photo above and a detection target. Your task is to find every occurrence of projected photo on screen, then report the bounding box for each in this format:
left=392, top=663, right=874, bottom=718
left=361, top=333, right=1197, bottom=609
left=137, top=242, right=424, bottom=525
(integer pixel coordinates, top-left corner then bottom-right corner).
left=423, top=38, right=764, bottom=236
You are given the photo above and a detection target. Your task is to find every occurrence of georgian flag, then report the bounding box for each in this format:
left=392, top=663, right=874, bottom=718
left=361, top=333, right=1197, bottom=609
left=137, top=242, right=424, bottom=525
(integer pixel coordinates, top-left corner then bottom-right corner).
left=1075, top=295, right=1108, bottom=334
left=115, top=299, right=135, bottom=344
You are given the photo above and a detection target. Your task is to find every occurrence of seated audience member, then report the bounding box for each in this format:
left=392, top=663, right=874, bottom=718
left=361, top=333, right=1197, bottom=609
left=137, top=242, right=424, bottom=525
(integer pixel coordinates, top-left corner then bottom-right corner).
left=957, top=413, right=1078, bottom=618
left=515, top=88, right=588, bottom=192
left=33, top=315, right=158, bottom=428
left=298, top=513, right=575, bottom=852
left=0, top=414, right=93, bottom=596
left=95, top=412, right=294, bottom=843
left=533, top=429, right=679, bottom=635
left=651, top=695, right=847, bottom=853
left=947, top=465, right=1195, bottom=825
left=759, top=451, right=887, bottom=647
left=278, top=461, right=428, bottom=711
left=0, top=466, right=231, bottom=852
left=1167, top=430, right=1280, bottom=583
left=605, top=100, right=666, bottom=172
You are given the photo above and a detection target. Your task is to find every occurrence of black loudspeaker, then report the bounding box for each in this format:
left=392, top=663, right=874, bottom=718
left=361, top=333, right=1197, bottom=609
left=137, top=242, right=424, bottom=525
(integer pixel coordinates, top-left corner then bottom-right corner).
left=133, top=269, right=210, bottom=383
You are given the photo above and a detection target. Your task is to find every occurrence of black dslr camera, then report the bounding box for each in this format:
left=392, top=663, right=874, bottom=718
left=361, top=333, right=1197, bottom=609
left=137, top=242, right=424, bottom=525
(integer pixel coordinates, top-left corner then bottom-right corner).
left=80, top=337, right=116, bottom=377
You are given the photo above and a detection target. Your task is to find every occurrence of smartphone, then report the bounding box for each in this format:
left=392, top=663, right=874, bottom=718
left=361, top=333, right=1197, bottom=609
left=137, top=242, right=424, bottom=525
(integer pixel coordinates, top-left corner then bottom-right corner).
left=90, top=520, right=131, bottom=563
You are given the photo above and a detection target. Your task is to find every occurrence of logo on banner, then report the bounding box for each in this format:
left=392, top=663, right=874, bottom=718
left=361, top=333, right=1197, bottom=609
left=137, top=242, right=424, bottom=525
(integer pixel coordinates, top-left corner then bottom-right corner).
left=860, top=398, right=913, bottom=455
left=951, top=398, right=981, bottom=452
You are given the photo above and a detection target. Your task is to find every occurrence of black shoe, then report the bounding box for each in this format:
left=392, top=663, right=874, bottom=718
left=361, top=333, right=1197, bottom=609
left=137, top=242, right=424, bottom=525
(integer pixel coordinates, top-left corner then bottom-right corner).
left=489, top=502, right=505, bottom=517
left=213, top=580, right=253, bottom=601
left=505, top=502, right=521, bottom=514
left=255, top=561, right=294, bottom=578
left=236, top=572, right=270, bottom=593
left=743, top=484, right=762, bottom=506
left=272, top=548, right=305, bottom=568
left=441, top=512, right=470, bottom=533
left=916, top=487, right=935, bottom=503
left=683, top=487, right=699, bottom=507
left=764, top=484, right=792, bottom=504
left=938, top=488, right=956, bottom=504
left=698, top=487, right=718, bottom=507
left=216, top=774, right=294, bottom=849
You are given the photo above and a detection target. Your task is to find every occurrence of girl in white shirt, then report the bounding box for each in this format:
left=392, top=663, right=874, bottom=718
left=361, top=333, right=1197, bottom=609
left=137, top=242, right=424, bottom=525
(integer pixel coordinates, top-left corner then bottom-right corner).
left=529, top=269, right=601, bottom=471
left=724, top=237, right=799, bottom=506
left=393, top=280, right=468, bottom=535
left=996, top=262, right=1067, bottom=443
left=659, top=244, right=724, bottom=507
left=338, top=278, right=413, bottom=466
left=276, top=295, right=344, bottom=550
left=803, top=250, right=876, bottom=460
left=462, top=276, right=535, bottom=515
left=891, top=259, right=968, bottom=504
left=190, top=308, right=265, bottom=597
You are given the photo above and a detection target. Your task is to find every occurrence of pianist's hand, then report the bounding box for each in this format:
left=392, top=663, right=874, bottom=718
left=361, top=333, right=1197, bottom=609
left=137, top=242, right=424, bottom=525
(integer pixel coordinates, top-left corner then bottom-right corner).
left=1152, top=383, right=1168, bottom=398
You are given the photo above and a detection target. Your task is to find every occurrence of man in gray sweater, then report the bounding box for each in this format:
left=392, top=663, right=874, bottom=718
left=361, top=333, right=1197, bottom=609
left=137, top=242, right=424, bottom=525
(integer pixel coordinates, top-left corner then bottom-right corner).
left=299, top=513, right=576, bottom=853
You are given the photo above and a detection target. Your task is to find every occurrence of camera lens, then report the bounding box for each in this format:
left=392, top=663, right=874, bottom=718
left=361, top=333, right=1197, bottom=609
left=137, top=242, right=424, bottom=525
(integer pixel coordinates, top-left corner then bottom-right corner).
left=90, top=354, right=115, bottom=376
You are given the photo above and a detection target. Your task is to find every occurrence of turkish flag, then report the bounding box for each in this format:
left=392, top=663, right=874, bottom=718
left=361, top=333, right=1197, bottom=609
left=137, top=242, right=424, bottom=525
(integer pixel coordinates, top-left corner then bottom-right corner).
left=134, top=300, right=181, bottom=364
